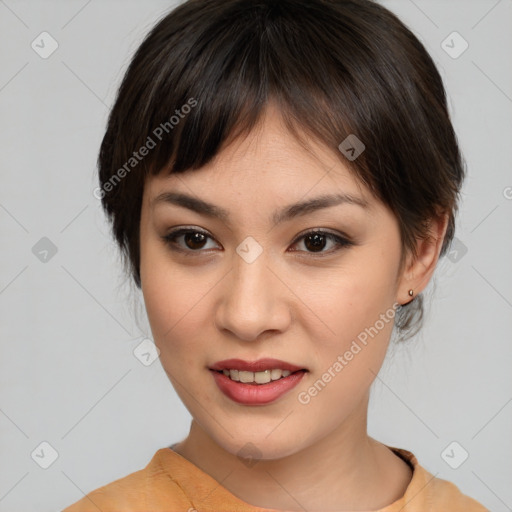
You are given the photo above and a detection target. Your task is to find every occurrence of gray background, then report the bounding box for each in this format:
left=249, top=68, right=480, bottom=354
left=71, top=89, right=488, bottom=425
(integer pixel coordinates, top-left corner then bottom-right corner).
left=0, top=1, right=511, bottom=511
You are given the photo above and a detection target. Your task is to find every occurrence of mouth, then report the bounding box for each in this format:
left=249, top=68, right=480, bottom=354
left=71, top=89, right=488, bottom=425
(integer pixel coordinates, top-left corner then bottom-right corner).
left=208, top=358, right=308, bottom=405
left=210, top=368, right=306, bottom=385
left=209, top=357, right=308, bottom=383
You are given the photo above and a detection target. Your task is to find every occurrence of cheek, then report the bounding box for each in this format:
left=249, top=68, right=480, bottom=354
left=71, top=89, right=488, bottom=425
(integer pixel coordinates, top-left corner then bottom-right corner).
left=143, top=273, right=195, bottom=346
left=310, top=253, right=398, bottom=336
left=301, top=249, right=399, bottom=382
left=297, top=287, right=396, bottom=425
left=140, top=248, right=216, bottom=371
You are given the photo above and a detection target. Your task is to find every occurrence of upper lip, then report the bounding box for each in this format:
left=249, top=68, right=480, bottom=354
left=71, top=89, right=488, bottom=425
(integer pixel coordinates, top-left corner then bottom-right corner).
left=209, top=358, right=307, bottom=373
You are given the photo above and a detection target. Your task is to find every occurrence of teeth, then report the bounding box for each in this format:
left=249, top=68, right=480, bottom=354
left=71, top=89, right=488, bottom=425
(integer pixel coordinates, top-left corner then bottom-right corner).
left=221, top=368, right=293, bottom=383
left=239, top=370, right=254, bottom=383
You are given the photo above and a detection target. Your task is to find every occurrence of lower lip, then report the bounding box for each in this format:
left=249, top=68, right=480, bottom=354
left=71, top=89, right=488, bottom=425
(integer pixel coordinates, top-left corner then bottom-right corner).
left=210, top=370, right=306, bottom=405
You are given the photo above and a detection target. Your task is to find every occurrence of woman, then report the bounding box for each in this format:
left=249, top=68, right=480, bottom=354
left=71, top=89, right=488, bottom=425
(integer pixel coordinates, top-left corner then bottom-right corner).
left=63, top=0, right=488, bottom=510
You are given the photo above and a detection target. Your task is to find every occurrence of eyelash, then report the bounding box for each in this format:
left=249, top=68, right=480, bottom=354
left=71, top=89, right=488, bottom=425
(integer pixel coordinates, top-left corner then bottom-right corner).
left=161, top=227, right=354, bottom=258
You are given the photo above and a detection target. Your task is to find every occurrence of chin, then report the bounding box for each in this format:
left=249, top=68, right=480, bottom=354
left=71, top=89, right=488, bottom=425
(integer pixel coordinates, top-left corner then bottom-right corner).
left=211, top=427, right=309, bottom=462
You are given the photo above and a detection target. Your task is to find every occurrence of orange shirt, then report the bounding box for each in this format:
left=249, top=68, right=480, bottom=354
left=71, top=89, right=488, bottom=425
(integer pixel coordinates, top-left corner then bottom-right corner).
left=62, top=445, right=488, bottom=511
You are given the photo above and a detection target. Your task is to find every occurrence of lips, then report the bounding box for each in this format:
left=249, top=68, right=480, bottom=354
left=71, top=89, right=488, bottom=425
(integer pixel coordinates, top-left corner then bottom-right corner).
left=209, top=358, right=307, bottom=373
left=210, top=366, right=307, bottom=405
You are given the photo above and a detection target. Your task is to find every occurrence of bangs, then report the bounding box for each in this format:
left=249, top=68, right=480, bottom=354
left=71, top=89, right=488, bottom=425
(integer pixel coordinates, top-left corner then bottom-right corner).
left=98, top=0, right=464, bottom=311
left=110, top=0, right=428, bottom=198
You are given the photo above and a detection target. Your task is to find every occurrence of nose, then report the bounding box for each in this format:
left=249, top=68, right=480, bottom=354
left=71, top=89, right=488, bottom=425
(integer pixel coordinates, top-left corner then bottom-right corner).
left=215, top=252, right=291, bottom=342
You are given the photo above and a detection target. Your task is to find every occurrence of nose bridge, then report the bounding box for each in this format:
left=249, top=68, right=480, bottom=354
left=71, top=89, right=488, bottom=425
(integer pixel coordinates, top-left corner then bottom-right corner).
left=216, top=246, right=289, bottom=341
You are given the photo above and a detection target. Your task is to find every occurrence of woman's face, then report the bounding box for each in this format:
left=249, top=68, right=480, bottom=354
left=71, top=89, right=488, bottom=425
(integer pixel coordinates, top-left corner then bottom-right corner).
left=139, top=106, right=408, bottom=459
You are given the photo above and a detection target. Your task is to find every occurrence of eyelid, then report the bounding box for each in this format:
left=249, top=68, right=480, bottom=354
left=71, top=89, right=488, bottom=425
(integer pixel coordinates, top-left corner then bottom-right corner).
left=161, top=226, right=220, bottom=253
left=288, top=228, right=353, bottom=256
left=161, top=226, right=354, bottom=256
left=290, top=227, right=350, bottom=245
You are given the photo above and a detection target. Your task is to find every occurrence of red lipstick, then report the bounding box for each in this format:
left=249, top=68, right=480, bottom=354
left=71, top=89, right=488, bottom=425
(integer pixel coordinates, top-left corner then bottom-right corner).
left=209, top=358, right=307, bottom=405
left=209, top=358, right=305, bottom=373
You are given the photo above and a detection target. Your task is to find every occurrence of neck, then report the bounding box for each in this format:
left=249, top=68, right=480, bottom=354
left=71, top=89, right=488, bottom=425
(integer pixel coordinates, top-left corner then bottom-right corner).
left=173, top=395, right=412, bottom=511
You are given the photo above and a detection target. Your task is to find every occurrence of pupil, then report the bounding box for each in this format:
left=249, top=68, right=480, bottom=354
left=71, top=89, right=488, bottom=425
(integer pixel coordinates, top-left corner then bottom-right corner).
left=183, top=233, right=328, bottom=252
left=305, top=233, right=326, bottom=252
left=185, top=232, right=206, bottom=250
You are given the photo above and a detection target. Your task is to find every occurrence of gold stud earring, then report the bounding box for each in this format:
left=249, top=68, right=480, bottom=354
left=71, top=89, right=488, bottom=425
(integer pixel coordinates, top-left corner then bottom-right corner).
left=400, top=289, right=415, bottom=307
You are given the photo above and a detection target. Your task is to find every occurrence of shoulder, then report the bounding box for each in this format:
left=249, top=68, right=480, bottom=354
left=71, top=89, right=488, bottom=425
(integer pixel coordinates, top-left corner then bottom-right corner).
left=61, top=449, right=191, bottom=511
left=62, top=467, right=151, bottom=511
left=425, top=473, right=489, bottom=511
left=389, top=447, right=489, bottom=512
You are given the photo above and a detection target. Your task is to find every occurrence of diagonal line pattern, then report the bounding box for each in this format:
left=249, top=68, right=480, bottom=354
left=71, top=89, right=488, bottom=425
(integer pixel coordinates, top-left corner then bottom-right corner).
left=0, top=408, right=29, bottom=438
left=472, top=61, right=512, bottom=104
left=471, top=471, right=511, bottom=509
left=60, top=265, right=132, bottom=335
left=61, top=369, right=132, bottom=439
left=397, top=472, right=439, bottom=511
left=471, top=396, right=512, bottom=439
left=162, top=366, right=235, bottom=439
left=61, top=61, right=110, bottom=109
left=470, top=205, right=499, bottom=233
left=471, top=0, right=503, bottom=30
left=0, top=62, right=29, bottom=93
left=0, top=203, right=29, bottom=232
left=61, top=0, right=93, bottom=29
left=196, top=468, right=236, bottom=505
left=264, top=469, right=308, bottom=511
left=0, top=472, right=29, bottom=502
left=369, top=369, right=440, bottom=438
left=60, top=205, right=89, bottom=233
left=0, top=265, right=29, bottom=296
left=0, top=0, right=28, bottom=28
left=265, top=409, right=294, bottom=439
left=406, top=0, right=439, bottom=28
left=61, top=470, right=105, bottom=511
left=471, top=265, right=512, bottom=308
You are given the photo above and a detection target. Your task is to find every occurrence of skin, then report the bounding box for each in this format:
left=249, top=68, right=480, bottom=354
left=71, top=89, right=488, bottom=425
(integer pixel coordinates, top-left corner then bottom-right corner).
left=139, top=103, right=448, bottom=511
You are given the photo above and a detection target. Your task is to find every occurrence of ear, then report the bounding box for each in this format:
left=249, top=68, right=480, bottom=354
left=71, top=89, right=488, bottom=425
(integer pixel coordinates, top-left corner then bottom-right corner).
left=396, top=213, right=450, bottom=305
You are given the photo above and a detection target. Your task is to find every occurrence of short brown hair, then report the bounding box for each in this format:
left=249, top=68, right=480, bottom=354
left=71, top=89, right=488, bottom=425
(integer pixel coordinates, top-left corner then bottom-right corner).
left=97, top=0, right=465, bottom=341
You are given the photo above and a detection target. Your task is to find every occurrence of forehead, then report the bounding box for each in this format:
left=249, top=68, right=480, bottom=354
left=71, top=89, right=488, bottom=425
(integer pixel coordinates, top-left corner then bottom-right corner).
left=145, top=106, right=371, bottom=205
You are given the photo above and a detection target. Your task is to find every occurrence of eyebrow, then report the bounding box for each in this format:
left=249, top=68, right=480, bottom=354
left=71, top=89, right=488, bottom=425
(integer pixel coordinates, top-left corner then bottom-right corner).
left=151, top=191, right=370, bottom=225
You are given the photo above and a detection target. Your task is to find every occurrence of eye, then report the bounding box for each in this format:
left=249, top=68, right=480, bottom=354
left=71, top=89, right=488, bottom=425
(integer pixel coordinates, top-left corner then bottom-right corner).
left=161, top=227, right=354, bottom=257
left=289, top=229, right=353, bottom=256
left=161, top=227, right=219, bottom=254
